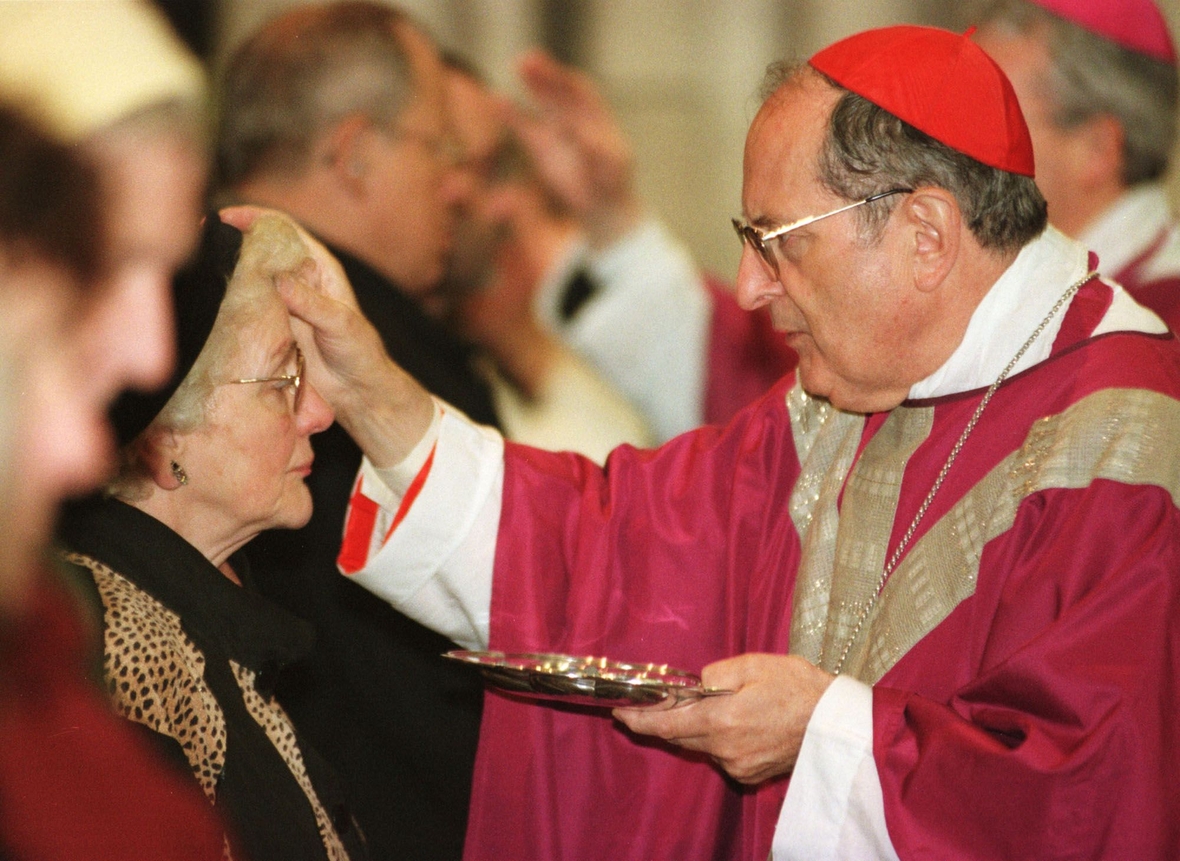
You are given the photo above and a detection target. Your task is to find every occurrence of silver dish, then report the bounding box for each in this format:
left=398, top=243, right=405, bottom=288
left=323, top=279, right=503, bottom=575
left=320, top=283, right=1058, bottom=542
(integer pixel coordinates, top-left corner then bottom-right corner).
left=444, top=650, right=732, bottom=709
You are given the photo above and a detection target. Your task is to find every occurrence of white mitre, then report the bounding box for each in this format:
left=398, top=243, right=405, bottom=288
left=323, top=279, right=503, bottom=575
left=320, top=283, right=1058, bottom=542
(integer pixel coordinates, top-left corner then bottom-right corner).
left=0, top=0, right=205, bottom=142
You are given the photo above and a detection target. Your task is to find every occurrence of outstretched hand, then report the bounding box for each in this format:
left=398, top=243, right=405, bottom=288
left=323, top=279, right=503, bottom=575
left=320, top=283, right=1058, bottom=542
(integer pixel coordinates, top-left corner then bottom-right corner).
left=218, top=205, right=434, bottom=467
left=511, top=49, right=640, bottom=248
left=613, top=653, right=834, bottom=785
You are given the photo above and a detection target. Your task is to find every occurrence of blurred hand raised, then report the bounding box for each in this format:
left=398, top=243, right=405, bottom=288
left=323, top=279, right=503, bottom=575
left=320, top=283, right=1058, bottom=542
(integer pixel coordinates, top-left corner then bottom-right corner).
left=511, top=49, right=640, bottom=248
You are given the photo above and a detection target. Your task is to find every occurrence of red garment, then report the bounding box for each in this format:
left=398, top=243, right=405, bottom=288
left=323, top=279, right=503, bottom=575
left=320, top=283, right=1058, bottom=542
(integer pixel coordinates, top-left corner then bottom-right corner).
left=468, top=276, right=1180, bottom=860
left=1031, top=0, right=1177, bottom=63
left=810, top=26, right=1035, bottom=176
left=1114, top=226, right=1180, bottom=332
left=702, top=274, right=796, bottom=426
left=0, top=569, right=226, bottom=860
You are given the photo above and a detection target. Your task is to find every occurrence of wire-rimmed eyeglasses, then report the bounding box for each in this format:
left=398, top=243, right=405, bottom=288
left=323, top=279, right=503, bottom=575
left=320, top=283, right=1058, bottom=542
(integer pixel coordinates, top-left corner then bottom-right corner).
left=229, top=344, right=304, bottom=411
left=732, top=187, right=913, bottom=276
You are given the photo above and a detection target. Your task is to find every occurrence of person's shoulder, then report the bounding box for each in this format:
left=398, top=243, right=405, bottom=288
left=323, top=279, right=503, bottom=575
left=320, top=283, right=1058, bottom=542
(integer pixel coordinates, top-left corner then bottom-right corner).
left=1123, top=272, right=1180, bottom=333
left=68, top=551, right=227, bottom=795
left=1118, top=217, right=1180, bottom=295
left=67, top=554, right=201, bottom=695
left=68, top=552, right=172, bottom=631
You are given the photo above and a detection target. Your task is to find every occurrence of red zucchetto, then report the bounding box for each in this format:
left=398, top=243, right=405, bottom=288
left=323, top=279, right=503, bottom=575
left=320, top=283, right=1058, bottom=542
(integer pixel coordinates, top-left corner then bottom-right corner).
left=809, top=25, right=1036, bottom=177
left=1031, top=0, right=1176, bottom=63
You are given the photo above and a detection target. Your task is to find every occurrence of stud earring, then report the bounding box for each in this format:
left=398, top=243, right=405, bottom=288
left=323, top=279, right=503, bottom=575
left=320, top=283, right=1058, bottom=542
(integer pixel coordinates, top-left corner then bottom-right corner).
left=170, top=460, right=188, bottom=487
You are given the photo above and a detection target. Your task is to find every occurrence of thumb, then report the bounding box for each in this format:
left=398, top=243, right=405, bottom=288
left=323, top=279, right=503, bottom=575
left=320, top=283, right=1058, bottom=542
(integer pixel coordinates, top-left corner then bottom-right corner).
left=700, top=655, right=757, bottom=691
left=218, top=204, right=271, bottom=232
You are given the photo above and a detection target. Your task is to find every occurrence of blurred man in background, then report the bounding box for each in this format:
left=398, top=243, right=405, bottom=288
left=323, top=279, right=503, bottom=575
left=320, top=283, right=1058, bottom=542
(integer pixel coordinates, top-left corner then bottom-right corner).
left=507, top=51, right=796, bottom=440
left=975, top=0, right=1180, bottom=326
left=440, top=53, right=654, bottom=460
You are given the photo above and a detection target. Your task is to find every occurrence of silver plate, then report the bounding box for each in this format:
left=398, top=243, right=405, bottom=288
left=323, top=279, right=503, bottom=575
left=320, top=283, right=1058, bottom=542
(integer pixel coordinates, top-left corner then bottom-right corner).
left=444, top=650, right=731, bottom=708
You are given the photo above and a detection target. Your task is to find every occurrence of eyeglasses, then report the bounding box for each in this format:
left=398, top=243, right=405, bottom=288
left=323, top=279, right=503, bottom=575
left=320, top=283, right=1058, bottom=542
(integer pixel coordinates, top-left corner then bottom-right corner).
left=229, top=344, right=304, bottom=412
left=732, top=187, right=913, bottom=276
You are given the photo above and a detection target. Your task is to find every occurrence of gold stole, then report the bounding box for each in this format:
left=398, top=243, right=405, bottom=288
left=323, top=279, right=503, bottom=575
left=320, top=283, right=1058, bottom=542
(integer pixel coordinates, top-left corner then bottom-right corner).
left=786, top=381, right=1180, bottom=682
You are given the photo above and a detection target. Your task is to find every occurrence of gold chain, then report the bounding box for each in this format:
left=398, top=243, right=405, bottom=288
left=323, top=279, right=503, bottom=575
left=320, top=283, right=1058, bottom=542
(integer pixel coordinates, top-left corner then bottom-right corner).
left=827, top=270, right=1096, bottom=676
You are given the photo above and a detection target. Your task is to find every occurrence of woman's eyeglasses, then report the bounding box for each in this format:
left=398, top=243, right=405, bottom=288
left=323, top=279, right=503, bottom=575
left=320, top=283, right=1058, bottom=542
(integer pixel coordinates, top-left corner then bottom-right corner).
left=229, top=344, right=304, bottom=411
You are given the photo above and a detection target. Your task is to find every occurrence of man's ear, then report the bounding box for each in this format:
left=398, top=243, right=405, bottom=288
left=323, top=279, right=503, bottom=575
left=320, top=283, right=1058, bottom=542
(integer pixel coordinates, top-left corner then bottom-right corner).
left=139, top=426, right=185, bottom=491
left=322, top=113, right=374, bottom=192
left=904, top=188, right=960, bottom=293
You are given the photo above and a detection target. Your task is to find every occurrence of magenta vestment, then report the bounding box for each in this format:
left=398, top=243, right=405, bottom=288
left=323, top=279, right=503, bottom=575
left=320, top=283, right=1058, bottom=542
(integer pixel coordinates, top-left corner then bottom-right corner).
left=465, top=275, right=1180, bottom=860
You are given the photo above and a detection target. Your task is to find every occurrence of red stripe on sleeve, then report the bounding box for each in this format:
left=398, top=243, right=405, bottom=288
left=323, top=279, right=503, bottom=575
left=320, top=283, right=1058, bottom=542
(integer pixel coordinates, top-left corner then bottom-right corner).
left=338, top=474, right=380, bottom=575
left=385, top=443, right=436, bottom=542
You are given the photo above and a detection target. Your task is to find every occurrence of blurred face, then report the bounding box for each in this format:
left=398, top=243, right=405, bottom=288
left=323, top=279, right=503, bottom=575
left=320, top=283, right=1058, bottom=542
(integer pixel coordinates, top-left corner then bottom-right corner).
left=974, top=25, right=1095, bottom=237
left=0, top=123, right=205, bottom=612
left=174, top=292, right=333, bottom=558
left=735, top=74, right=917, bottom=414
left=432, top=68, right=513, bottom=315
left=78, top=127, right=206, bottom=412
left=0, top=258, right=102, bottom=608
left=361, top=24, right=462, bottom=295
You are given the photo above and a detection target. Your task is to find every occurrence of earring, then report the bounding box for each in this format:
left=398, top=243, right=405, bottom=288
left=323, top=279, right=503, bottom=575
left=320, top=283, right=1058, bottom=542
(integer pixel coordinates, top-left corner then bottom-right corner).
left=170, top=460, right=188, bottom=487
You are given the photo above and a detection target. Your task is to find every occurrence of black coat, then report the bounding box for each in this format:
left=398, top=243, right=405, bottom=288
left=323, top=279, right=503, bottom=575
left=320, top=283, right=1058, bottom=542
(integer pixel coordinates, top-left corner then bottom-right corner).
left=59, top=496, right=367, bottom=861
left=246, top=247, right=499, bottom=861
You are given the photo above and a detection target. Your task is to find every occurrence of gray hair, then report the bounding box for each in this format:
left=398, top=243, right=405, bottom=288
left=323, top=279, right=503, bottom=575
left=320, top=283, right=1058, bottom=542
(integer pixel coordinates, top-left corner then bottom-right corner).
left=108, top=215, right=309, bottom=501
left=761, top=63, right=1048, bottom=254
left=977, top=0, right=1178, bottom=185
left=216, top=1, right=416, bottom=188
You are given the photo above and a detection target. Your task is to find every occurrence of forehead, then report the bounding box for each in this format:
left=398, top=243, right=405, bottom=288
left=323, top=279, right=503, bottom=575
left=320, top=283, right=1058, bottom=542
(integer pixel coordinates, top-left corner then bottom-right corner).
left=396, top=23, right=446, bottom=125
left=445, top=70, right=502, bottom=158
left=223, top=284, right=293, bottom=372
left=219, top=218, right=306, bottom=361
left=242, top=296, right=291, bottom=342
left=742, top=72, right=839, bottom=220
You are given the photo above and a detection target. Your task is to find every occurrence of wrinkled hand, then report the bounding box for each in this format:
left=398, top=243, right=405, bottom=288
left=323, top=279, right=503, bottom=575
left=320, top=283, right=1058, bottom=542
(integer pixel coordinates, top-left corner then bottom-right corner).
left=512, top=49, right=640, bottom=248
left=613, top=654, right=834, bottom=785
left=219, top=204, right=373, bottom=407
left=218, top=206, right=434, bottom=467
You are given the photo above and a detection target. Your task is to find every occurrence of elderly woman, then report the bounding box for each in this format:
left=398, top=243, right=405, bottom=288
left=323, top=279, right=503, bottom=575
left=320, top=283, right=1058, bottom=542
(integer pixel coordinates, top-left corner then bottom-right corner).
left=59, top=213, right=365, bottom=861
